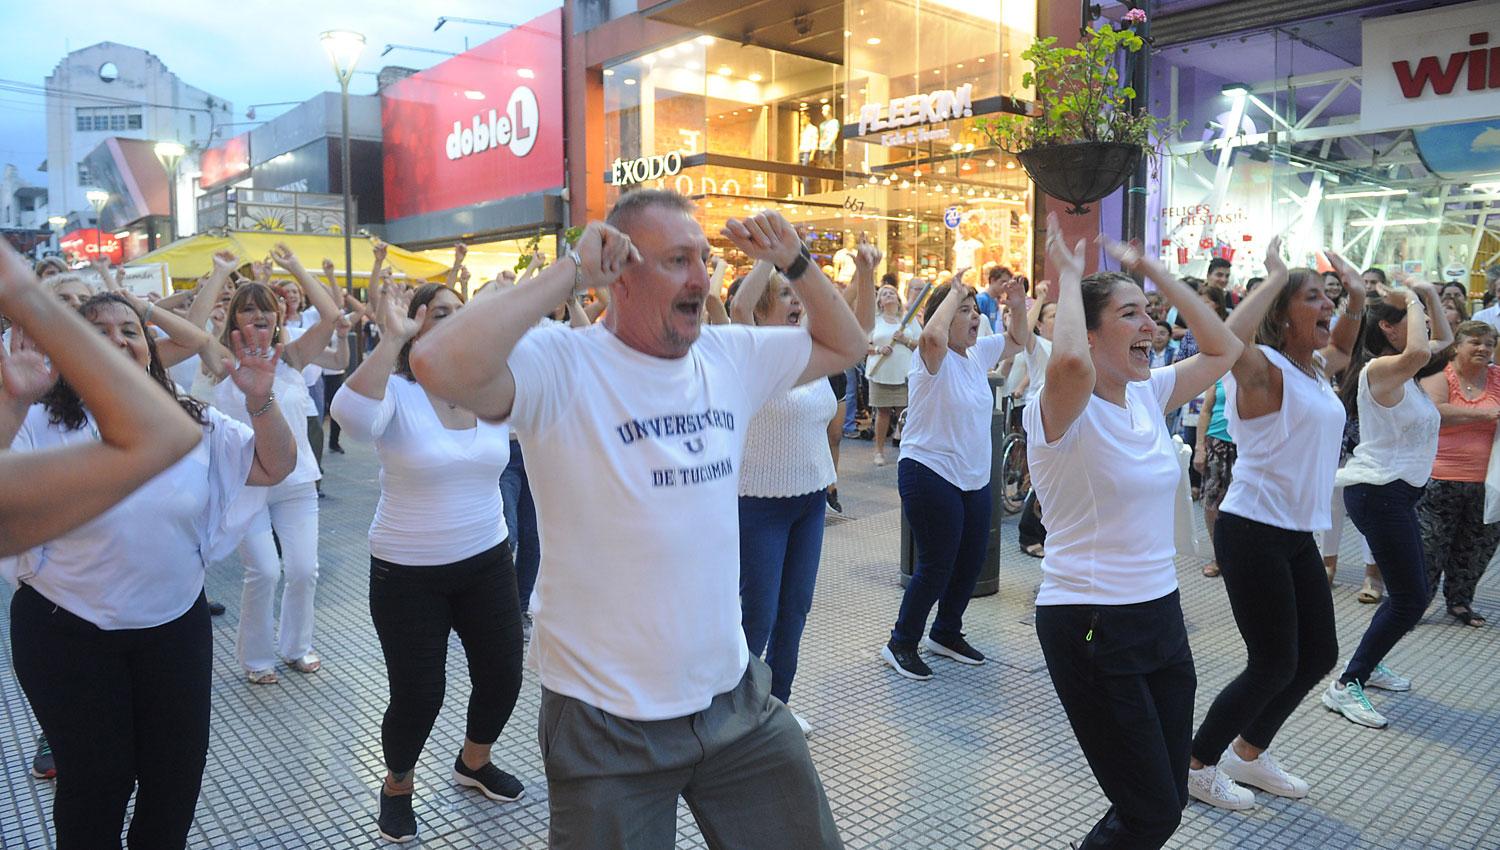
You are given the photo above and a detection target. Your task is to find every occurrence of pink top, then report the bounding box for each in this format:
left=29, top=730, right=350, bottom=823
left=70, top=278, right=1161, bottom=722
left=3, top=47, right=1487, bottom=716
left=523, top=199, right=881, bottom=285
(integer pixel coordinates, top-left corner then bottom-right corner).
left=1432, top=363, right=1500, bottom=483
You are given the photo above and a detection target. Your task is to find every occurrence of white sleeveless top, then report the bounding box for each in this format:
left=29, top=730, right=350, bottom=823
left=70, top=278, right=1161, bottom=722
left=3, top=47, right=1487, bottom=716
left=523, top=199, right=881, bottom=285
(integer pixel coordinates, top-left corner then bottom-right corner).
left=1220, top=346, right=1346, bottom=532
left=739, top=378, right=838, bottom=498
left=1335, top=367, right=1440, bottom=489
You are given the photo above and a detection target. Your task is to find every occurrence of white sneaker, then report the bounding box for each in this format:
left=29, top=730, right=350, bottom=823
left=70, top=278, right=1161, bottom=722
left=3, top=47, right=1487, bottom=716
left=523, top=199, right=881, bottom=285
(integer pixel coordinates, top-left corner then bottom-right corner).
left=1322, top=679, right=1388, bottom=728
left=1219, top=747, right=1310, bottom=799
left=1187, top=764, right=1256, bottom=811
left=1365, top=662, right=1411, bottom=692
left=793, top=713, right=812, bottom=738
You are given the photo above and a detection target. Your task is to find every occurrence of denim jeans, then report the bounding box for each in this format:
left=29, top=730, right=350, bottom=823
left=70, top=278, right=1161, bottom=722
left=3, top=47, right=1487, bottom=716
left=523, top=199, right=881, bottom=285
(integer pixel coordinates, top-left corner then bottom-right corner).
left=1342, top=481, right=1428, bottom=685
left=892, top=459, right=991, bottom=647
left=842, top=365, right=861, bottom=434
left=499, top=441, right=541, bottom=613
left=738, top=490, right=827, bottom=704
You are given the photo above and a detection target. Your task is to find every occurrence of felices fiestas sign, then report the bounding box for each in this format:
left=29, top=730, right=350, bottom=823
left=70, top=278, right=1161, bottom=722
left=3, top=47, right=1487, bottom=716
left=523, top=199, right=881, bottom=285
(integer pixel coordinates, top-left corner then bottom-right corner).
left=610, top=151, right=683, bottom=185
left=445, top=86, right=540, bottom=161
left=1362, top=1, right=1500, bottom=134
left=857, top=83, right=974, bottom=137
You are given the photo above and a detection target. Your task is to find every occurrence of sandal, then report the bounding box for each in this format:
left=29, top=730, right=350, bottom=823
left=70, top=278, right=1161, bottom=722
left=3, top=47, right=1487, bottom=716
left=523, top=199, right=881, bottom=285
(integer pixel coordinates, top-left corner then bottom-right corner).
left=1202, top=562, right=1221, bottom=578
left=1357, top=577, right=1383, bottom=604
left=1022, top=544, right=1045, bottom=559
left=246, top=669, right=279, bottom=685
left=285, top=653, right=322, bottom=674
left=1449, top=606, right=1487, bottom=628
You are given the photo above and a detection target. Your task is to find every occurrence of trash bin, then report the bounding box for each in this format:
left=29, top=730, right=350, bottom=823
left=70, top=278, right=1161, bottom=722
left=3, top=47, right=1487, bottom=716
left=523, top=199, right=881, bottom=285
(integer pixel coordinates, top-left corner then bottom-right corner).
left=899, top=376, right=1006, bottom=597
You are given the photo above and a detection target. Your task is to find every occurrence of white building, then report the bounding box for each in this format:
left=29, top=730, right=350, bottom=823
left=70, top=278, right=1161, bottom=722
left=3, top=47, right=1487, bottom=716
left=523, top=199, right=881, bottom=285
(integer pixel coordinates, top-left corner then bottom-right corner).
left=1, top=164, right=49, bottom=230
left=45, top=42, right=232, bottom=227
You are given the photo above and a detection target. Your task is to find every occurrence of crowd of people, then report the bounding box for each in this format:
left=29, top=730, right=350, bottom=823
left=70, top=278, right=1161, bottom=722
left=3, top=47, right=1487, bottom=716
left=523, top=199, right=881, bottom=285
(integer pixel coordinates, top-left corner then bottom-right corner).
left=2, top=187, right=1498, bottom=849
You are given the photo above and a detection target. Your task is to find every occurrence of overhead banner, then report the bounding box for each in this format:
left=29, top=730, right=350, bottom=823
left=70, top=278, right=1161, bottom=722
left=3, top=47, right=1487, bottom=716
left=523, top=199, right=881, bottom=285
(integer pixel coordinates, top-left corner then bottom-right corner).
left=1362, top=0, right=1500, bottom=134
left=381, top=9, right=563, bottom=221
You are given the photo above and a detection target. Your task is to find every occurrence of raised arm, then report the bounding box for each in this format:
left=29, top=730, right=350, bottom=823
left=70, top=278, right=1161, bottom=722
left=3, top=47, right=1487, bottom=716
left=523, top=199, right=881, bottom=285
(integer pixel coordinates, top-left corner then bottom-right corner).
left=272, top=243, right=340, bottom=370
left=1010, top=279, right=1051, bottom=353
left=411, top=222, right=635, bottom=420
left=850, top=237, right=880, bottom=334
left=1322, top=250, right=1367, bottom=375
left=187, top=250, right=239, bottom=331
left=1365, top=286, right=1433, bottom=402
left=703, top=257, right=730, bottom=325
left=1037, top=217, right=1094, bottom=443
left=0, top=245, right=202, bottom=556
left=918, top=281, right=967, bottom=375
left=445, top=241, right=467, bottom=290
left=721, top=211, right=865, bottom=385
left=1414, top=280, right=1453, bottom=354
left=729, top=261, right=775, bottom=325
left=1220, top=237, right=1288, bottom=411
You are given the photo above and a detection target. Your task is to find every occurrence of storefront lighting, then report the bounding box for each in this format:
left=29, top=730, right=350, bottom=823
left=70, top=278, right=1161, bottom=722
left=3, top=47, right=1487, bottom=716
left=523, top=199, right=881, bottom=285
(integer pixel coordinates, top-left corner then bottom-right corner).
left=686, top=61, right=701, bottom=70
left=1324, top=188, right=1405, bottom=200
left=517, top=68, right=535, bottom=79
left=1351, top=217, right=1436, bottom=227
left=985, top=159, right=997, bottom=167
left=962, top=162, right=972, bottom=171
left=867, top=37, right=881, bottom=45
left=868, top=175, right=878, bottom=184
left=603, top=68, right=615, bottom=76
left=643, top=55, right=656, bottom=65
left=1473, top=182, right=1500, bottom=193
left=114, top=230, right=131, bottom=239
left=1005, top=161, right=1016, bottom=169
left=957, top=63, right=964, bottom=69
left=1221, top=83, right=1250, bottom=98
left=718, top=66, right=733, bottom=76
left=937, top=165, right=947, bottom=174
left=901, top=180, right=910, bottom=188
left=845, top=30, right=853, bottom=37
left=820, top=97, right=829, bottom=104
left=624, top=78, right=637, bottom=86
left=696, top=35, right=714, bottom=46
left=978, top=57, right=986, bottom=63
left=748, top=73, right=762, bottom=82
left=464, top=90, right=485, bottom=100
left=966, top=188, right=976, bottom=196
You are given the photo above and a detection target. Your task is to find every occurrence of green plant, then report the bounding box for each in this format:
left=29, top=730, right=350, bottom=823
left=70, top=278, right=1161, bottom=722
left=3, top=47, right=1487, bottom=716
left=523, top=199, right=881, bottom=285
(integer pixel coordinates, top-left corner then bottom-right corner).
left=512, top=226, right=586, bottom=273
left=975, top=21, right=1181, bottom=160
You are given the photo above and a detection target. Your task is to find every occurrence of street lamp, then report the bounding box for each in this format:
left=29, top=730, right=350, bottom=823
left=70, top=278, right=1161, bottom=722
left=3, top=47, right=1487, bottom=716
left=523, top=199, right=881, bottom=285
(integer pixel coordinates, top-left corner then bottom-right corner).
left=153, top=140, right=186, bottom=245
left=321, top=28, right=365, bottom=366
left=86, top=189, right=109, bottom=263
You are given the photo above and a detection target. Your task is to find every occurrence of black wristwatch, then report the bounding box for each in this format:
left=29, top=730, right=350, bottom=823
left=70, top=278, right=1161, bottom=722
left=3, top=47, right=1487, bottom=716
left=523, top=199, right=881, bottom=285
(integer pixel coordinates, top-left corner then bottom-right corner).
left=777, top=245, right=813, bottom=281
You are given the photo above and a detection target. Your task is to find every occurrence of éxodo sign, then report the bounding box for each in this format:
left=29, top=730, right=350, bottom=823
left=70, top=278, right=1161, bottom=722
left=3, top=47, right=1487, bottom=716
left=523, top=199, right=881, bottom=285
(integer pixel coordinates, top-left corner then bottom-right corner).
left=1362, top=1, right=1500, bottom=134
left=610, top=151, right=683, bottom=185
left=382, top=9, right=562, bottom=221
left=857, top=83, right=974, bottom=138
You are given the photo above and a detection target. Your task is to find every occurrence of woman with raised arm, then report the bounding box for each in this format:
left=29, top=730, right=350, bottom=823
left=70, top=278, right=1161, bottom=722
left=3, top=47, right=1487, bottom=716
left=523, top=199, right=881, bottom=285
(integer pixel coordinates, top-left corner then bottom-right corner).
left=880, top=269, right=1024, bottom=681
left=330, top=284, right=526, bottom=843
left=867, top=276, right=920, bottom=466
left=729, top=237, right=875, bottom=733
left=1322, top=279, right=1452, bottom=728
left=210, top=242, right=342, bottom=684
left=1183, top=243, right=1364, bottom=812
left=1025, top=215, right=1242, bottom=850
left=6, top=279, right=294, bottom=849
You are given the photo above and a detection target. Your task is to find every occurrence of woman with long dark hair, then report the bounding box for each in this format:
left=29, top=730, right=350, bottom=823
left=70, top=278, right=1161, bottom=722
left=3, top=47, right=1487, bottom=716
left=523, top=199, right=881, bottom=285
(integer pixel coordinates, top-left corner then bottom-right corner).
left=331, top=283, right=526, bottom=843
left=6, top=287, right=294, bottom=849
left=1324, top=281, right=1451, bottom=728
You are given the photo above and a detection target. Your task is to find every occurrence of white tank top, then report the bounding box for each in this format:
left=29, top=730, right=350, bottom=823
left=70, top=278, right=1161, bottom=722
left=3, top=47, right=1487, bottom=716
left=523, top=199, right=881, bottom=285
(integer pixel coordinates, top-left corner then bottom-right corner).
left=1334, top=367, right=1441, bottom=489
left=1219, top=346, right=1346, bottom=532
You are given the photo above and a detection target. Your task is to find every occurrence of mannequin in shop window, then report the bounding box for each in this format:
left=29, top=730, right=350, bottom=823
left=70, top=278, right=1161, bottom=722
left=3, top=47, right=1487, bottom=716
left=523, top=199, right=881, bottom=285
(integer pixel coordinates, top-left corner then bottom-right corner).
left=817, top=104, right=840, bottom=168
left=953, top=217, right=985, bottom=275
left=799, top=111, right=820, bottom=195
left=833, top=234, right=858, bottom=287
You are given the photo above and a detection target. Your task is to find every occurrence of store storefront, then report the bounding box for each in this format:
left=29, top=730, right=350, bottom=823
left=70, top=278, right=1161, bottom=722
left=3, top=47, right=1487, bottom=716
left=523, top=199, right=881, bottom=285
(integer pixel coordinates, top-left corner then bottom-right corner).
left=1149, top=0, right=1500, bottom=296
left=586, top=0, right=1036, bottom=292
left=381, top=8, right=565, bottom=279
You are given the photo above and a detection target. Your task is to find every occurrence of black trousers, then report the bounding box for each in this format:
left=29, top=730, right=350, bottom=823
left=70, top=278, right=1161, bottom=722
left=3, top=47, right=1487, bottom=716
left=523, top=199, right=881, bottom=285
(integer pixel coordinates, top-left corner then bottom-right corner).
left=369, top=541, right=524, bottom=774
left=323, top=373, right=345, bottom=448
left=1192, top=512, right=1338, bottom=763
left=1036, top=592, right=1195, bottom=850
left=11, top=584, right=211, bottom=850
left=1019, top=490, right=1047, bottom=548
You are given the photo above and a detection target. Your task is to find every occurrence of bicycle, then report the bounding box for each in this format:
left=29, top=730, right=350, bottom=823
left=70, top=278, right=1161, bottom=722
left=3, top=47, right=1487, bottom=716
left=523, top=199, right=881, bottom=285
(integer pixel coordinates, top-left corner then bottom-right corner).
left=998, top=394, right=1030, bottom=515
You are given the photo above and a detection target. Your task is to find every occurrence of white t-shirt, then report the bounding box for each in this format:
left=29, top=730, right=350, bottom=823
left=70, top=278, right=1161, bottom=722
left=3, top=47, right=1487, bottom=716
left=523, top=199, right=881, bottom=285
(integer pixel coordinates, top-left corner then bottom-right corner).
left=330, top=376, right=510, bottom=566
left=213, top=360, right=320, bottom=490
left=867, top=315, right=916, bottom=384
left=899, top=334, right=1009, bottom=491
left=1220, top=347, right=1346, bottom=532
left=1473, top=302, right=1500, bottom=332
left=953, top=237, right=983, bottom=272
left=1021, top=335, right=1053, bottom=407
left=6, top=404, right=257, bottom=629
left=507, top=323, right=812, bottom=720
left=1024, top=367, right=1182, bottom=606
left=832, top=249, right=857, bottom=285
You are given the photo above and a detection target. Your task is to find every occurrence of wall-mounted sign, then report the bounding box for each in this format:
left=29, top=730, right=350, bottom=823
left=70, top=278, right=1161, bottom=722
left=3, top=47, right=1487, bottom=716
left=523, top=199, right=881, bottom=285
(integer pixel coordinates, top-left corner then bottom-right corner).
left=943, top=206, right=963, bottom=229
left=1362, top=1, right=1500, bottom=134
left=200, top=133, right=251, bottom=189
left=382, top=8, right=562, bottom=222
left=857, top=83, right=974, bottom=137
left=610, top=150, right=683, bottom=185
left=59, top=229, right=123, bottom=265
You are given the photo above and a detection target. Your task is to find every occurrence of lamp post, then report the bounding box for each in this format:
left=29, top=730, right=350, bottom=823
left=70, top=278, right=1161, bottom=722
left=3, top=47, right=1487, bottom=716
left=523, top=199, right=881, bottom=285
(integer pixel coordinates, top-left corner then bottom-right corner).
left=321, top=28, right=366, bottom=368
left=153, top=140, right=186, bottom=245
left=86, top=189, right=109, bottom=263
left=47, top=215, right=67, bottom=263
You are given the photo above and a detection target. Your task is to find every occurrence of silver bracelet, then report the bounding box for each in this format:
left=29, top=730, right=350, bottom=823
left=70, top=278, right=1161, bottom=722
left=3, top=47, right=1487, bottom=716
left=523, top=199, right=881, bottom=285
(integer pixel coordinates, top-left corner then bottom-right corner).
left=248, top=391, right=276, bottom=418
left=568, top=248, right=585, bottom=296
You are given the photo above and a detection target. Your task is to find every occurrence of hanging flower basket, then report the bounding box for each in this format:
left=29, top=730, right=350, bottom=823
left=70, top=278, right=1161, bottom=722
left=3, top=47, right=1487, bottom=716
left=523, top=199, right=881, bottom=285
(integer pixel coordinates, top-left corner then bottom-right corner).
left=1017, top=141, right=1142, bottom=215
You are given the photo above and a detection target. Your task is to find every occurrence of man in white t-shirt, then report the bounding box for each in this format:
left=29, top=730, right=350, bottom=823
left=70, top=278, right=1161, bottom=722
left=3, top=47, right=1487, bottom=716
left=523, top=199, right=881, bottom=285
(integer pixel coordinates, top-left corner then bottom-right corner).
left=411, top=191, right=864, bottom=849
left=1473, top=265, right=1500, bottom=331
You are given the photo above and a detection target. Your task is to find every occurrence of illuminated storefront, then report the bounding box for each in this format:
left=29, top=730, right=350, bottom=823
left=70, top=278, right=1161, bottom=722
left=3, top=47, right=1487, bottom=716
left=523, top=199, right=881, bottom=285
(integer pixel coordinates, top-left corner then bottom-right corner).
left=592, top=0, right=1037, bottom=291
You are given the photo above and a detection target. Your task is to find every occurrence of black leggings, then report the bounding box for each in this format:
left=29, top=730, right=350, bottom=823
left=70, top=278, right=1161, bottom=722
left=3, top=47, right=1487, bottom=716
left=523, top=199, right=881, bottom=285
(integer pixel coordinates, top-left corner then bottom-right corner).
left=369, top=541, right=524, bottom=775
left=11, top=584, right=212, bottom=850
left=1192, top=512, right=1338, bottom=764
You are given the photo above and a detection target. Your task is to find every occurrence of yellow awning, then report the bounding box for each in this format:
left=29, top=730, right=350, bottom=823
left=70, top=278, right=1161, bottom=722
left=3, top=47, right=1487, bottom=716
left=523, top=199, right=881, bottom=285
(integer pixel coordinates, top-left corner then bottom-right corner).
left=127, top=231, right=451, bottom=286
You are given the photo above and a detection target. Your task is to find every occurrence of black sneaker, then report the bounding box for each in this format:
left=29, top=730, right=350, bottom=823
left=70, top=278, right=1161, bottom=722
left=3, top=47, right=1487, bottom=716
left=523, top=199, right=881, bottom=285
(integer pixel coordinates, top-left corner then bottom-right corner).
left=207, top=599, right=226, bottom=617
left=881, top=641, right=933, bottom=680
left=31, top=735, right=55, bottom=780
left=329, top=443, right=345, bottom=454
left=924, top=635, right=986, bottom=666
left=452, top=756, right=524, bottom=802
left=377, top=790, right=417, bottom=843
left=826, top=489, right=843, bottom=514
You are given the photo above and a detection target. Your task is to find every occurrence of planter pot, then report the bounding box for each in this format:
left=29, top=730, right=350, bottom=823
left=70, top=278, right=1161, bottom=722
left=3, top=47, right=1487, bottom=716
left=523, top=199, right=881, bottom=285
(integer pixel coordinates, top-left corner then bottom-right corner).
left=1017, top=141, right=1143, bottom=215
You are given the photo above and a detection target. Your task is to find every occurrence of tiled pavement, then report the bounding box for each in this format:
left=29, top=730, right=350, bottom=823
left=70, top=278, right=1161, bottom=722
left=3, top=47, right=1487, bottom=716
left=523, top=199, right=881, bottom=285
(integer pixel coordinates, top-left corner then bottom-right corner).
left=3, top=436, right=1499, bottom=849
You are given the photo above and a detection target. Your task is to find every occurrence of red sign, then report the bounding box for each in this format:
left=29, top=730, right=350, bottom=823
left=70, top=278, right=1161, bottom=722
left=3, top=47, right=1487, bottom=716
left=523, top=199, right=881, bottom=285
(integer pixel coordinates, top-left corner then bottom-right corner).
left=60, top=229, right=124, bottom=265
left=200, top=133, right=251, bottom=189
left=1393, top=31, right=1499, bottom=98
left=382, top=9, right=563, bottom=221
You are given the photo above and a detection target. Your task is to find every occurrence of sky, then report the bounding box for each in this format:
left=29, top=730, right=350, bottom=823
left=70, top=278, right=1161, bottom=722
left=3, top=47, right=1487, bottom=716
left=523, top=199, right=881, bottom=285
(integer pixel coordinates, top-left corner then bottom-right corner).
left=0, top=0, right=562, bottom=186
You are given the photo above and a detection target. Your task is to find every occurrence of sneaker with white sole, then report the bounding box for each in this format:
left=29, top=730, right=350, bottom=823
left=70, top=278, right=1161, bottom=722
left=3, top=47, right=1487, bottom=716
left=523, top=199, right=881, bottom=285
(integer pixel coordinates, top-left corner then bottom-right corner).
left=1187, top=764, right=1256, bottom=810
left=376, top=790, right=417, bottom=843
left=1365, top=662, right=1411, bottom=692
left=1322, top=679, right=1388, bottom=728
left=452, top=756, right=525, bottom=802
left=923, top=635, right=986, bottom=666
left=793, top=713, right=812, bottom=737
left=881, top=641, right=933, bottom=680
left=1219, top=747, right=1309, bottom=799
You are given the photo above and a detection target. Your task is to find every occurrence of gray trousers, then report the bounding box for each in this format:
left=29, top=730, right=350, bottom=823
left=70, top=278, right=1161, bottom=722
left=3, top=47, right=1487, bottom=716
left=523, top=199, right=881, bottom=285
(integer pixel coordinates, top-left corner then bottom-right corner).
left=538, top=656, right=843, bottom=850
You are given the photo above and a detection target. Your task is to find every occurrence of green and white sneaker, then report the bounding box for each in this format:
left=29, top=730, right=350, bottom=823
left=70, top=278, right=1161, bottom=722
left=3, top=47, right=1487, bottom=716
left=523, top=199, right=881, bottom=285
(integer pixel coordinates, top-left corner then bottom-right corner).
left=1365, top=662, right=1411, bottom=692
left=1322, top=679, right=1388, bottom=729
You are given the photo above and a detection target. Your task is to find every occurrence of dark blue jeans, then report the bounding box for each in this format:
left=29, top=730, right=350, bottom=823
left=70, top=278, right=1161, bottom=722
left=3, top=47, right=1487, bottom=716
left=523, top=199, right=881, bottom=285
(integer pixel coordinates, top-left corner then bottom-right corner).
left=842, top=365, right=861, bottom=434
left=892, top=458, right=991, bottom=647
left=500, top=441, right=540, bottom=613
left=1342, top=481, right=1428, bottom=686
left=738, top=490, right=827, bottom=704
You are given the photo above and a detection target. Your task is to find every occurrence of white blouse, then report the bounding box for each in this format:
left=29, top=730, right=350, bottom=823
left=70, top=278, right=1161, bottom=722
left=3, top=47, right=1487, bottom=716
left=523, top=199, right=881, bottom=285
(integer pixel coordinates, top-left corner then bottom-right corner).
left=739, top=378, right=838, bottom=498
left=866, top=315, right=917, bottom=385
left=1336, top=368, right=1441, bottom=489
left=213, top=359, right=320, bottom=490
left=330, top=376, right=511, bottom=565
left=5, top=404, right=257, bottom=629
